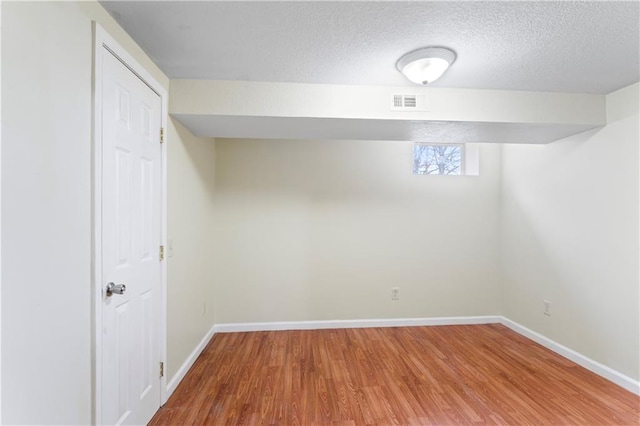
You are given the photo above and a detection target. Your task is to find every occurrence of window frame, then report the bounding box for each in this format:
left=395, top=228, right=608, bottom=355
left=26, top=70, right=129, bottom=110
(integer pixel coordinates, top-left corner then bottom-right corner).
left=412, top=142, right=466, bottom=176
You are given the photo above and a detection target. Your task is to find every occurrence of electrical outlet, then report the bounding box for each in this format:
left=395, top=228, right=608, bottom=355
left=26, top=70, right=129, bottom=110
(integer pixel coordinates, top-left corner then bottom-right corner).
left=544, top=300, right=551, bottom=316
left=202, top=302, right=207, bottom=317
left=391, top=287, right=400, bottom=300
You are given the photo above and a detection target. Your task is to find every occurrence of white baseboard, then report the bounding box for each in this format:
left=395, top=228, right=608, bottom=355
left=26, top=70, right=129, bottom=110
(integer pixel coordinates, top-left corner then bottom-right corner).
left=162, top=316, right=497, bottom=402
left=165, top=323, right=217, bottom=400
left=500, top=317, right=640, bottom=396
left=213, top=315, right=501, bottom=333
left=163, top=316, right=639, bottom=401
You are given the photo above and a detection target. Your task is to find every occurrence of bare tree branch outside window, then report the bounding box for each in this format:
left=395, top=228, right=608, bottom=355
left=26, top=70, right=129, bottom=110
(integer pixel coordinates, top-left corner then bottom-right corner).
left=413, top=144, right=463, bottom=175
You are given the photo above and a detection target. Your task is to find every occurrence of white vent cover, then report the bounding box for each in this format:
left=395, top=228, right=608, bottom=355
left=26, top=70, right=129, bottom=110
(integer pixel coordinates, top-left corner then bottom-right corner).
left=391, top=94, right=429, bottom=111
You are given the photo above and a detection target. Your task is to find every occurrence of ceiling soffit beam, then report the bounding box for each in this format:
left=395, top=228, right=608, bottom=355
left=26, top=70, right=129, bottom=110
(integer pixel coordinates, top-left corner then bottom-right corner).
left=170, top=80, right=606, bottom=126
left=169, top=80, right=607, bottom=143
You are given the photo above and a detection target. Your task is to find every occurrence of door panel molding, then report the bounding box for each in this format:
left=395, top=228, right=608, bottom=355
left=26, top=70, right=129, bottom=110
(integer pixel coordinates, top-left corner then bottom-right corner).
left=93, top=23, right=168, bottom=425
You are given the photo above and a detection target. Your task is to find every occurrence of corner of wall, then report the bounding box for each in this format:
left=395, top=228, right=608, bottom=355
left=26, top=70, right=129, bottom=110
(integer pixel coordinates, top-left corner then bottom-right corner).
left=606, top=82, right=640, bottom=124
left=497, top=81, right=640, bottom=382
left=496, top=143, right=506, bottom=318
left=210, top=138, right=218, bottom=327
left=166, top=118, right=217, bottom=380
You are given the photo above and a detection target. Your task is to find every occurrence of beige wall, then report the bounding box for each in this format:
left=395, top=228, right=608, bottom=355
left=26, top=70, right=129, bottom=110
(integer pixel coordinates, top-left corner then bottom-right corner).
left=500, top=83, right=640, bottom=381
left=166, top=118, right=216, bottom=380
left=213, top=139, right=502, bottom=323
left=213, top=84, right=639, bottom=382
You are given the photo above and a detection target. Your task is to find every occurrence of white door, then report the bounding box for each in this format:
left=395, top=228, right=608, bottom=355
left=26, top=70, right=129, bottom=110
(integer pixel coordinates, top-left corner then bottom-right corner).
left=100, top=47, right=163, bottom=426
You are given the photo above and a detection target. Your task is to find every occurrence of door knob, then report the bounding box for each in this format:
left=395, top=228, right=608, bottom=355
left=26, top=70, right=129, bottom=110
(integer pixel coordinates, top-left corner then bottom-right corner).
left=106, top=282, right=126, bottom=297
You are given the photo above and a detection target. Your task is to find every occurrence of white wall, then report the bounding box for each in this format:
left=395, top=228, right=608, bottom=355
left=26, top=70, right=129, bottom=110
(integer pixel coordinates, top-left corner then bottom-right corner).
left=1, top=2, right=177, bottom=424
left=166, top=118, right=216, bottom=380
left=3, top=4, right=95, bottom=423
left=214, top=139, right=502, bottom=324
left=500, top=83, right=640, bottom=381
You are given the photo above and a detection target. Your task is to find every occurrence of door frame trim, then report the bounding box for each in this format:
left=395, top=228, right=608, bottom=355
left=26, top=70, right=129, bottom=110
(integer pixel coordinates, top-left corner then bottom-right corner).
left=92, top=24, right=168, bottom=425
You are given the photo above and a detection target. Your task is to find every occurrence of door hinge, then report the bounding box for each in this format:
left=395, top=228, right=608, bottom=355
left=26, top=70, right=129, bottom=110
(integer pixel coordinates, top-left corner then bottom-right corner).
left=160, top=362, right=164, bottom=378
left=160, top=245, right=165, bottom=261
left=160, top=127, right=165, bottom=144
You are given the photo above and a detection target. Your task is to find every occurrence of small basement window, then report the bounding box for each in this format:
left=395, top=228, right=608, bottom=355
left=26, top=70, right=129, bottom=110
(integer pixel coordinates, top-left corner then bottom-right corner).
left=413, top=143, right=464, bottom=175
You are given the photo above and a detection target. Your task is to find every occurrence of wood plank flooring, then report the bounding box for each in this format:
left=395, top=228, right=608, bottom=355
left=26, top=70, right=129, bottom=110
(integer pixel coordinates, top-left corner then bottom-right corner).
left=150, top=324, right=640, bottom=425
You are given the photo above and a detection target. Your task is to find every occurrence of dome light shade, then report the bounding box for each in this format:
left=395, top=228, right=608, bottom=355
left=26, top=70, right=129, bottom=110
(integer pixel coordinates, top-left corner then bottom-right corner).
left=396, top=47, right=456, bottom=85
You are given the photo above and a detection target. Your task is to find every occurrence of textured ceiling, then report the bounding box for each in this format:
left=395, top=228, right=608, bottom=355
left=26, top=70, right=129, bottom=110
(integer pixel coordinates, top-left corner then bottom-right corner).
left=101, top=1, right=640, bottom=94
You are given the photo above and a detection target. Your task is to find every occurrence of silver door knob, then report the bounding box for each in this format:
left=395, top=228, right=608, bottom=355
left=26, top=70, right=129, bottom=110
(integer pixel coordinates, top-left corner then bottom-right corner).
left=106, top=282, right=126, bottom=297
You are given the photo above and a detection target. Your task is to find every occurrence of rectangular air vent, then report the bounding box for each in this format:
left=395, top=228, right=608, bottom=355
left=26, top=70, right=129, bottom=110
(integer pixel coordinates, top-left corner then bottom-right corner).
left=403, top=95, right=417, bottom=107
left=390, top=94, right=429, bottom=111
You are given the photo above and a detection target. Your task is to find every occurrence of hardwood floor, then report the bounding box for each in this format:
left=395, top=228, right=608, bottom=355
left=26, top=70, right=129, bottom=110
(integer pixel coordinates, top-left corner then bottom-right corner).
left=150, top=324, right=640, bottom=425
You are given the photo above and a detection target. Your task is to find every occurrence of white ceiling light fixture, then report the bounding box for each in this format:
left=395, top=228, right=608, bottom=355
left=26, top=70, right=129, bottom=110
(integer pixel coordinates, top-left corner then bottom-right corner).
left=396, top=47, right=456, bottom=85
